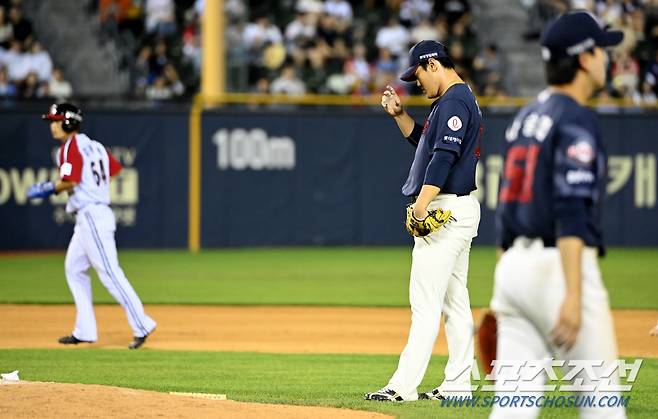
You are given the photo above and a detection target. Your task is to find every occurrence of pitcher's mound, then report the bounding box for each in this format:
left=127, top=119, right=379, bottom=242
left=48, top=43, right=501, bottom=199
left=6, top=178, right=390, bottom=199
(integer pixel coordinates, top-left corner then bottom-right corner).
left=0, top=382, right=392, bottom=419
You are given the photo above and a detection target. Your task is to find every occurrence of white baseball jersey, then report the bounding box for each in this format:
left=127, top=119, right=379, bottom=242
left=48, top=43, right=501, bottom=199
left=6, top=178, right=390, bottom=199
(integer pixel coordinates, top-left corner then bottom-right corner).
left=56, top=132, right=156, bottom=342
left=56, top=133, right=122, bottom=214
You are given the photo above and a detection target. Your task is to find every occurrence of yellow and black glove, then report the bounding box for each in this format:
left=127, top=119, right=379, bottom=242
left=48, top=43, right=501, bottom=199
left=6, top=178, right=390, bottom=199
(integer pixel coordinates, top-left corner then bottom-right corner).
left=404, top=204, right=456, bottom=237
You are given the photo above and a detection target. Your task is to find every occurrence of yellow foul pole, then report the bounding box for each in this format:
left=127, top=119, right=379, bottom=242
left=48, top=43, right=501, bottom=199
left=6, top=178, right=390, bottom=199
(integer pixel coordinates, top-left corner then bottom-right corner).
left=189, top=0, right=225, bottom=252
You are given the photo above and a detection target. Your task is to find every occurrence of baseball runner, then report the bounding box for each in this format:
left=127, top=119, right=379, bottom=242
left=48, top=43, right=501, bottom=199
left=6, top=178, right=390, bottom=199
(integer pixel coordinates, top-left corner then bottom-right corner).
left=27, top=103, right=156, bottom=350
left=365, top=40, right=483, bottom=402
left=489, top=12, right=626, bottom=418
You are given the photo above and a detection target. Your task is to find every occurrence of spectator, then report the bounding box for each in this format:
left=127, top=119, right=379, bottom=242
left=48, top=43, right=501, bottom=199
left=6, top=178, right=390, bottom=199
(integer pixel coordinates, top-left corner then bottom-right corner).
left=182, top=29, right=201, bottom=74
left=448, top=21, right=479, bottom=65
left=375, top=17, right=410, bottom=58
left=324, top=0, right=353, bottom=24
left=8, top=6, right=31, bottom=46
left=27, top=42, right=52, bottom=82
left=634, top=80, right=658, bottom=105
left=0, top=65, right=16, bottom=97
left=5, top=40, right=29, bottom=83
left=473, top=44, right=505, bottom=95
left=375, top=47, right=399, bottom=76
left=162, top=63, right=184, bottom=97
left=411, top=17, right=440, bottom=44
left=134, top=45, right=152, bottom=96
left=400, top=0, right=434, bottom=27
left=302, top=43, right=330, bottom=93
left=149, top=39, right=170, bottom=80
left=0, top=7, right=12, bottom=48
left=19, top=71, right=44, bottom=99
left=284, top=10, right=316, bottom=54
left=611, top=51, right=640, bottom=99
left=145, top=76, right=174, bottom=100
left=242, top=15, right=283, bottom=51
left=270, top=64, right=306, bottom=95
left=343, top=43, right=373, bottom=94
left=48, top=68, right=73, bottom=100
left=145, top=0, right=176, bottom=38
left=436, top=0, right=472, bottom=26
left=643, top=49, right=658, bottom=96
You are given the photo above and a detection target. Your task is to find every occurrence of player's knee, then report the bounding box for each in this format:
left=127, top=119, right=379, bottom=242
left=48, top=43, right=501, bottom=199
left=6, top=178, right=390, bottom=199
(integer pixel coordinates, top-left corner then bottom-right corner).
left=64, top=258, right=82, bottom=277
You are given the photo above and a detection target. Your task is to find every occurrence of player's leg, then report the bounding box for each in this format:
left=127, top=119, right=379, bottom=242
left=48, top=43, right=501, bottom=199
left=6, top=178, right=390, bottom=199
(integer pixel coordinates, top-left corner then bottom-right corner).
left=557, top=250, right=626, bottom=419
left=489, top=313, right=549, bottom=419
left=79, top=207, right=156, bottom=338
left=438, top=242, right=475, bottom=396
left=489, top=245, right=553, bottom=419
left=385, top=233, right=465, bottom=400
left=63, top=225, right=97, bottom=342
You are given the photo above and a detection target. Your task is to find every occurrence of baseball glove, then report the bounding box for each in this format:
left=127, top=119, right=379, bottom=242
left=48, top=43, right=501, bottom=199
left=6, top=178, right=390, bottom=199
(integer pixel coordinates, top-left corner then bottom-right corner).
left=404, top=204, right=455, bottom=237
left=477, top=310, right=497, bottom=376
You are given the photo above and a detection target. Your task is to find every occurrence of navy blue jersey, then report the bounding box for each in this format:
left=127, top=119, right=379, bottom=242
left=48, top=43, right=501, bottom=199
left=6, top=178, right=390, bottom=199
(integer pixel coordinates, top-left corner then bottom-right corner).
left=402, top=83, right=483, bottom=196
left=496, top=90, right=606, bottom=253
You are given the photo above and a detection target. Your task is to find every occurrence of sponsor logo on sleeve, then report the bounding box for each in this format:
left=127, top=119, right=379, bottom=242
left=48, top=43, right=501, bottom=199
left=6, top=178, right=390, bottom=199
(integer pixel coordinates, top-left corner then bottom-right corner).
left=443, top=135, right=462, bottom=144
left=567, top=140, right=595, bottom=165
left=447, top=116, right=462, bottom=131
left=566, top=169, right=595, bottom=184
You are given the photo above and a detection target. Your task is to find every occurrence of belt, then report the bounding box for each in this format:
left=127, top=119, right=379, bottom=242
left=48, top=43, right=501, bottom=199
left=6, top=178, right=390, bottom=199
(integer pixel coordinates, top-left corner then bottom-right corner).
left=513, top=236, right=556, bottom=248
left=410, top=192, right=469, bottom=202
left=72, top=202, right=105, bottom=216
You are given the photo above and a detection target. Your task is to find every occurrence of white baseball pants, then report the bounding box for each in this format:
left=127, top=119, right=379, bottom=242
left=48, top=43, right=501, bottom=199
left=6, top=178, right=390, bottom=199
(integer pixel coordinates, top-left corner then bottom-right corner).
left=388, top=194, right=480, bottom=400
left=490, top=239, right=626, bottom=419
left=64, top=204, right=156, bottom=341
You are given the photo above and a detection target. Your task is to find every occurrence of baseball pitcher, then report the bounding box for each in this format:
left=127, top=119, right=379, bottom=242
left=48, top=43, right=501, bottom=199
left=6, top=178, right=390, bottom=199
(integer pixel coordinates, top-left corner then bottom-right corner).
left=489, top=12, right=626, bottom=418
left=365, top=40, right=483, bottom=402
left=27, top=103, right=156, bottom=350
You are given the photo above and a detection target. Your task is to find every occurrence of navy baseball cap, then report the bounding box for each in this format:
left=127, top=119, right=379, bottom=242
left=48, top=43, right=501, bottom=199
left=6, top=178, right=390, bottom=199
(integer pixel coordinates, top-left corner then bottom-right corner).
left=400, top=40, right=450, bottom=82
left=541, top=11, right=623, bottom=61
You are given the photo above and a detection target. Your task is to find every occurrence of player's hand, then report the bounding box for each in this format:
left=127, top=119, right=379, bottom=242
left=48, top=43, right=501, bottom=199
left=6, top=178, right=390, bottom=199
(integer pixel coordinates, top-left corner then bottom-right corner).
left=413, top=204, right=429, bottom=220
left=551, top=296, right=581, bottom=351
left=381, top=85, right=403, bottom=117
left=27, top=181, right=56, bottom=199
left=650, top=322, right=658, bottom=337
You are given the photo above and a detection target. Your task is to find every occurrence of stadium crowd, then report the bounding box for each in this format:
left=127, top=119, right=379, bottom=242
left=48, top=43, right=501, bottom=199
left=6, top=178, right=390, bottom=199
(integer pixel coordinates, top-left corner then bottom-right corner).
left=0, top=0, right=73, bottom=100
left=96, top=0, right=500, bottom=99
left=524, top=0, right=658, bottom=105
left=1, top=0, right=658, bottom=104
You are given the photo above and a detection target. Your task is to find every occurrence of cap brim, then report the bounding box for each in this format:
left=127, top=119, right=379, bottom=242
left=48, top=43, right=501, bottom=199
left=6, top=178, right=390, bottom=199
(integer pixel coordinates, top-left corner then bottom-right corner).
left=598, top=30, right=624, bottom=48
left=399, top=65, right=418, bottom=82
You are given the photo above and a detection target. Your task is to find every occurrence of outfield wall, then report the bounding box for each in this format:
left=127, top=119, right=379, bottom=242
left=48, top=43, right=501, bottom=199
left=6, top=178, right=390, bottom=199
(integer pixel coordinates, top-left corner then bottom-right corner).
left=1, top=106, right=656, bottom=249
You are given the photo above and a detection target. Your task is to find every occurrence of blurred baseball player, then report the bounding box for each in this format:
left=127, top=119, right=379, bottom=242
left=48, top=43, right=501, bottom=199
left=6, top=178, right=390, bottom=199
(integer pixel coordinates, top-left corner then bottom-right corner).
left=27, top=103, right=156, bottom=350
left=365, top=40, right=483, bottom=402
left=650, top=320, right=658, bottom=336
left=489, top=12, right=626, bottom=418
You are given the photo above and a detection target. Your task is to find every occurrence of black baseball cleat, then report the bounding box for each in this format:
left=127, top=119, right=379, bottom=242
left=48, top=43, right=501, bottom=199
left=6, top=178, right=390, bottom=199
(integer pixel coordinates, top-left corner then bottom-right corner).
left=418, top=388, right=446, bottom=400
left=364, top=388, right=404, bottom=402
left=128, top=329, right=155, bottom=350
left=58, top=335, right=93, bottom=345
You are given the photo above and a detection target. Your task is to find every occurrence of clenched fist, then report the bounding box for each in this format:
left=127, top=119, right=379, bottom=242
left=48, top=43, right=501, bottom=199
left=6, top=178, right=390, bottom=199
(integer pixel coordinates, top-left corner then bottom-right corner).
left=381, top=85, right=403, bottom=117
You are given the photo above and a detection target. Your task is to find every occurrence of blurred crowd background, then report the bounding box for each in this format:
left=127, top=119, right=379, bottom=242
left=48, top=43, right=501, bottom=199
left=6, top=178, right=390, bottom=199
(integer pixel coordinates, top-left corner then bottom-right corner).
left=0, top=0, right=657, bottom=104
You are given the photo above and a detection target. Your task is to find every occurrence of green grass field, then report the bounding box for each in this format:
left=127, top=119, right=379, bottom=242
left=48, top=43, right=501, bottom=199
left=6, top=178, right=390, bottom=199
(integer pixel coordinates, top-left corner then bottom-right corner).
left=1, top=247, right=657, bottom=308
left=1, top=350, right=657, bottom=419
left=1, top=247, right=657, bottom=418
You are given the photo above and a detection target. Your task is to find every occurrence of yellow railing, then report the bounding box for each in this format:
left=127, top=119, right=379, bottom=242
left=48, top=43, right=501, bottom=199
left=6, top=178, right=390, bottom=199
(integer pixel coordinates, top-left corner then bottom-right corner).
left=192, top=92, right=658, bottom=109
left=193, top=93, right=531, bottom=108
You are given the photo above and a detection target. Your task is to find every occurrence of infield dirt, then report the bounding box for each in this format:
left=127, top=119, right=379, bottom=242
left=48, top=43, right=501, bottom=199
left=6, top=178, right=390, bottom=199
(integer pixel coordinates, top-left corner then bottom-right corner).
left=1, top=305, right=656, bottom=418
left=1, top=305, right=656, bottom=356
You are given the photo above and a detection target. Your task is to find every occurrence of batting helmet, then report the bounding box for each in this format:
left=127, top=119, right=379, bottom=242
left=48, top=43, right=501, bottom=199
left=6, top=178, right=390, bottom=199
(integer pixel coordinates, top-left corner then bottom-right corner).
left=41, top=103, right=83, bottom=133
